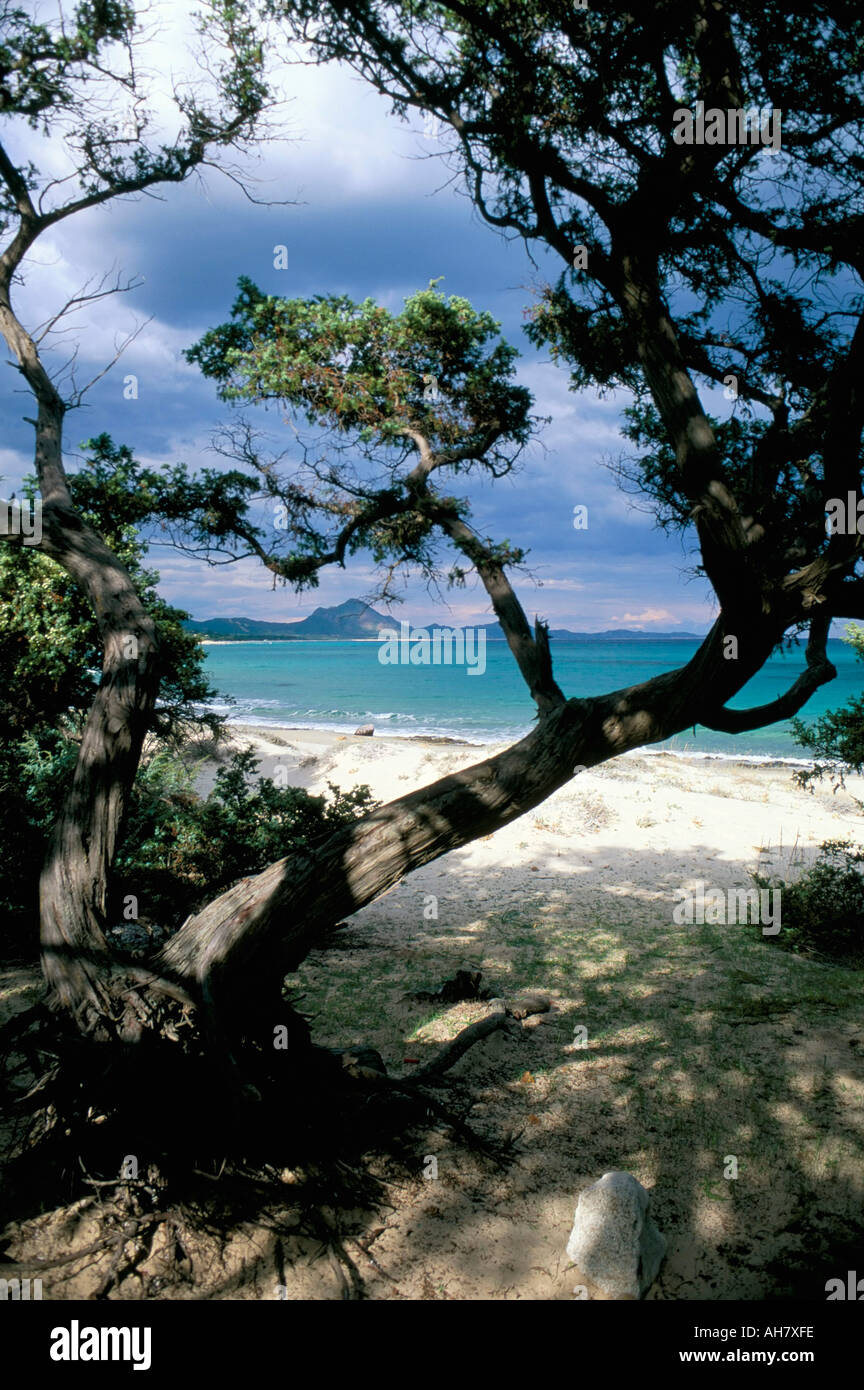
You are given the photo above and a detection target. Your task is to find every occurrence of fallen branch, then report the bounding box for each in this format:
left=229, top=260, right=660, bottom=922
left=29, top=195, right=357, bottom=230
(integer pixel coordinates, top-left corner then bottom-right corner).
left=400, top=1009, right=517, bottom=1083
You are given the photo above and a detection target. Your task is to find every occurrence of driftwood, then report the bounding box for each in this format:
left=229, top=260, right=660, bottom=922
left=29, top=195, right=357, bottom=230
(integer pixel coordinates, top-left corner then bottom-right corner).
left=404, top=1010, right=518, bottom=1083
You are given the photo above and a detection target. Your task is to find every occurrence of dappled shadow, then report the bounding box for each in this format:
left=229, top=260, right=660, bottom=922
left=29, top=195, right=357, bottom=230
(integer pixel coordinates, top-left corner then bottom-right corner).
left=290, top=832, right=864, bottom=1300
left=3, top=782, right=863, bottom=1299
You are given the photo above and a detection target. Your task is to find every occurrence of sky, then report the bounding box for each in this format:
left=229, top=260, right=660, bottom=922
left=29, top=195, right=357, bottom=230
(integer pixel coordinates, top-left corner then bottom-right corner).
left=0, top=3, right=826, bottom=636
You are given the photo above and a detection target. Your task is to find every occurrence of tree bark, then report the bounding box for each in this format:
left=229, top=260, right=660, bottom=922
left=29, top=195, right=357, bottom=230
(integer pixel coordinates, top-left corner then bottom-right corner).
left=0, top=289, right=162, bottom=1037
left=156, top=614, right=786, bottom=1016
left=38, top=520, right=161, bottom=1034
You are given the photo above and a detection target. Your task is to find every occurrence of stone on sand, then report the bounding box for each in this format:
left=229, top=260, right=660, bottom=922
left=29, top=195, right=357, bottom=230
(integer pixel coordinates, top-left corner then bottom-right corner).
left=566, top=1170, right=665, bottom=1299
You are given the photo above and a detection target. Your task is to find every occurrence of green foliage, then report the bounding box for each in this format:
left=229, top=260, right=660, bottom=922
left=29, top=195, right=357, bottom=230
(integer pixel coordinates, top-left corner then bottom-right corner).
left=0, top=737, right=378, bottom=952
left=792, top=626, right=864, bottom=798
left=0, top=435, right=222, bottom=946
left=0, top=727, right=81, bottom=946
left=183, top=278, right=540, bottom=595
left=0, top=1, right=136, bottom=129
left=754, top=841, right=864, bottom=964
left=0, top=0, right=271, bottom=239
left=186, top=277, right=534, bottom=459
left=266, top=0, right=864, bottom=560
left=0, top=434, right=218, bottom=745
left=110, top=746, right=378, bottom=932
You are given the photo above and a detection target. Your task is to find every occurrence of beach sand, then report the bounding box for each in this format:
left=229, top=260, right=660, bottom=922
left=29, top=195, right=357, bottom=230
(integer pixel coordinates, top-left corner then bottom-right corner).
left=189, top=724, right=864, bottom=1301
left=7, top=725, right=862, bottom=1301
left=204, top=721, right=863, bottom=884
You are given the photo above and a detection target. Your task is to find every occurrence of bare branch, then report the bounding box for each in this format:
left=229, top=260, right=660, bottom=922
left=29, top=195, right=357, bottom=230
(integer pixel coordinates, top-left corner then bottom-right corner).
left=700, top=612, right=837, bottom=733
left=64, top=315, right=152, bottom=409
left=33, top=270, right=143, bottom=345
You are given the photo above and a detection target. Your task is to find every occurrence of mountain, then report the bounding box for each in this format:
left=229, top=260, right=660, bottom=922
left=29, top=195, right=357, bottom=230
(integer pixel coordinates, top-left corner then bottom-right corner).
left=184, top=599, right=390, bottom=640
left=499, top=625, right=704, bottom=641
left=183, top=616, right=304, bottom=639
left=287, top=599, right=388, bottom=636
left=184, top=605, right=706, bottom=642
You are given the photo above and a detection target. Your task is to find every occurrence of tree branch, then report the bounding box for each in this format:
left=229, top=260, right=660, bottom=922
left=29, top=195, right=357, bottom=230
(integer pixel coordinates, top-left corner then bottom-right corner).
left=700, top=612, right=836, bottom=733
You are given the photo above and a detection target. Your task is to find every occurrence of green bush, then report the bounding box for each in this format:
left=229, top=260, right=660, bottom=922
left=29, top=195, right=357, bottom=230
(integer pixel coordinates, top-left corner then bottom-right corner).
left=0, top=727, right=81, bottom=949
left=1, top=735, right=377, bottom=958
left=792, top=623, right=864, bottom=802
left=754, top=840, right=864, bottom=964
left=110, top=746, right=377, bottom=939
left=0, top=435, right=378, bottom=955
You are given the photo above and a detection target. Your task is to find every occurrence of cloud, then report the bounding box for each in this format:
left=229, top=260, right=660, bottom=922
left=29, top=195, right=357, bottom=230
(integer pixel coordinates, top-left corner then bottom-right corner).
left=530, top=577, right=586, bottom=592
left=0, top=447, right=34, bottom=490
left=611, top=608, right=678, bottom=626
left=0, top=8, right=721, bottom=633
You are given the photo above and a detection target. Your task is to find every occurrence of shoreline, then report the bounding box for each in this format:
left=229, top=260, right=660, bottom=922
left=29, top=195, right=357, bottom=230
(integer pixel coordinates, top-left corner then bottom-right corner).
left=188, top=722, right=864, bottom=831
left=211, top=717, right=825, bottom=771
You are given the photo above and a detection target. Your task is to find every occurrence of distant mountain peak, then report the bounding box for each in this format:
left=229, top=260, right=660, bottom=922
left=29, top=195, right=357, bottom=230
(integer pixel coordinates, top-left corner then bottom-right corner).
left=183, top=601, right=707, bottom=642
left=307, top=598, right=373, bottom=615
left=183, top=598, right=390, bottom=640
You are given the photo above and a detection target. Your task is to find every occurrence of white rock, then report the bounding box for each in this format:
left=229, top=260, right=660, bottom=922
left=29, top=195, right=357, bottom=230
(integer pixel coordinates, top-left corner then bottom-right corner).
left=566, top=1170, right=665, bottom=1299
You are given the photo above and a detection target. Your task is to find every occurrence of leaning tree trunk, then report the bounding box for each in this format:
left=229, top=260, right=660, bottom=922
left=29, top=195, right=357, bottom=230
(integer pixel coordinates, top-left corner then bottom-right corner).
left=157, top=609, right=817, bottom=1030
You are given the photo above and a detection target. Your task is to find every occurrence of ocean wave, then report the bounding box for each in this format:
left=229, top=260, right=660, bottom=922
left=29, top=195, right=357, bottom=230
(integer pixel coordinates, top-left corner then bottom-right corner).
left=215, top=713, right=823, bottom=768
left=221, top=712, right=517, bottom=742
left=631, top=746, right=817, bottom=769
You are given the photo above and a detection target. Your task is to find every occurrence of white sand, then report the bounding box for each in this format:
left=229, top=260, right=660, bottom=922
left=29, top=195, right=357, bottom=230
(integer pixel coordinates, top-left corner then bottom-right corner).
left=197, top=723, right=863, bottom=899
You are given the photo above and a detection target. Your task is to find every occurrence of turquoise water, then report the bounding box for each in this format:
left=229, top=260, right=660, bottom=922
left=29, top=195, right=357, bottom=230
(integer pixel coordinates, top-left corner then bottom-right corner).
left=199, top=637, right=861, bottom=762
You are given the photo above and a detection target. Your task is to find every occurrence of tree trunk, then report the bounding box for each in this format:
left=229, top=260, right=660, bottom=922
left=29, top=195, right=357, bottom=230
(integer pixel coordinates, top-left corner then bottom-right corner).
left=156, top=615, right=785, bottom=1021
left=37, top=505, right=161, bottom=1037
left=0, top=276, right=165, bottom=1035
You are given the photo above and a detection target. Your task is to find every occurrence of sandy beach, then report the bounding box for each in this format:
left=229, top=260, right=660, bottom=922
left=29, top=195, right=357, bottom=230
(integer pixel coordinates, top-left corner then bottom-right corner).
left=6, top=722, right=864, bottom=1300
left=201, top=721, right=863, bottom=893
left=170, top=723, right=864, bottom=1300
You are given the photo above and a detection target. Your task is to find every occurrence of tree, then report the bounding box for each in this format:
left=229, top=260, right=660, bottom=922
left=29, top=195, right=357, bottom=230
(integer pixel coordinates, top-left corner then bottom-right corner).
left=0, top=435, right=221, bottom=943
left=2, top=0, right=862, bottom=1112
left=153, top=0, right=863, bottom=1017
left=0, top=0, right=273, bottom=1035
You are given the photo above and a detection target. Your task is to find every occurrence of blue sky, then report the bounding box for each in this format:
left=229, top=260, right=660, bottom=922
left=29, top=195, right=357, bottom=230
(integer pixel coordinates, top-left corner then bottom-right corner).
left=0, top=12, right=807, bottom=636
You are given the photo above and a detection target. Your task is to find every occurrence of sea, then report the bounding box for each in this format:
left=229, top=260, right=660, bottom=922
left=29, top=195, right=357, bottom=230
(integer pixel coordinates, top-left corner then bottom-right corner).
left=197, top=636, right=862, bottom=766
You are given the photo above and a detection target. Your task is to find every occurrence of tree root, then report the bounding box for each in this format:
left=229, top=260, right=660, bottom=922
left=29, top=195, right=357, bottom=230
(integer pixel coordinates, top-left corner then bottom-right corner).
left=0, top=991, right=529, bottom=1299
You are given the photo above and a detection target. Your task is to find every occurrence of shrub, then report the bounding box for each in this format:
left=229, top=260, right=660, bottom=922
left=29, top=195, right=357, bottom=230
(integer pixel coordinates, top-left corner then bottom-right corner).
left=110, top=747, right=378, bottom=936
left=1, top=737, right=378, bottom=957
left=754, top=840, right=864, bottom=964
left=792, top=623, right=864, bottom=802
